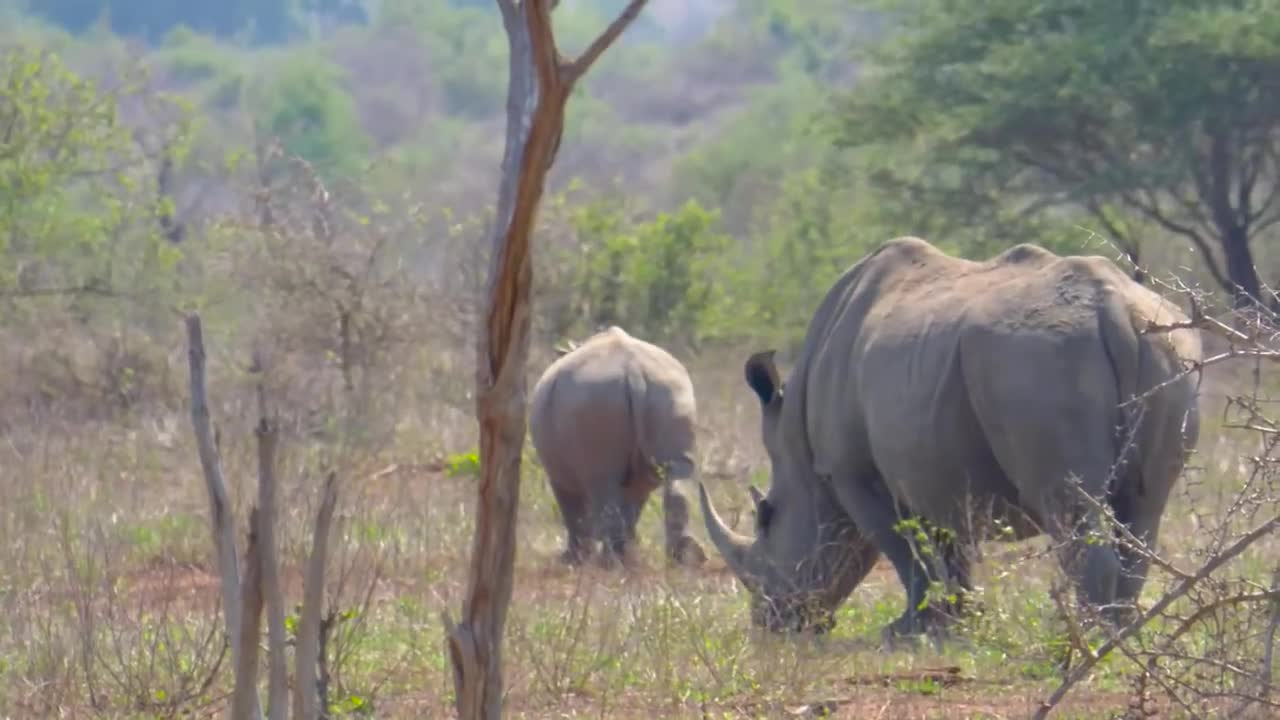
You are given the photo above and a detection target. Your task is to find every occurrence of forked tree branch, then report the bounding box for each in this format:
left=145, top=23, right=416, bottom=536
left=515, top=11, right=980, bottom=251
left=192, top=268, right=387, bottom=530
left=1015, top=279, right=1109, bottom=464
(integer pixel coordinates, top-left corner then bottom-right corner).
left=562, top=0, right=648, bottom=83
left=185, top=314, right=262, bottom=720
left=444, top=1, right=648, bottom=718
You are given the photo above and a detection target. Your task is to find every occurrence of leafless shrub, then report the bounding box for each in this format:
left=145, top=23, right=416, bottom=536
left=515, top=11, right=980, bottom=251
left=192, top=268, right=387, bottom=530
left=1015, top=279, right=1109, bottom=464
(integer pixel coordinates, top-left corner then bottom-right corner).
left=206, top=135, right=488, bottom=461
left=186, top=312, right=383, bottom=719
left=506, top=567, right=641, bottom=701
left=49, top=511, right=229, bottom=719
left=224, top=141, right=424, bottom=441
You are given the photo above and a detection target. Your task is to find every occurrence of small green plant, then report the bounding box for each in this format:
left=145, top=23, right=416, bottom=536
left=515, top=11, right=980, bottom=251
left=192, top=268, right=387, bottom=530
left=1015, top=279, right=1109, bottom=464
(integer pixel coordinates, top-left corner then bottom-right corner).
left=444, top=450, right=481, bottom=478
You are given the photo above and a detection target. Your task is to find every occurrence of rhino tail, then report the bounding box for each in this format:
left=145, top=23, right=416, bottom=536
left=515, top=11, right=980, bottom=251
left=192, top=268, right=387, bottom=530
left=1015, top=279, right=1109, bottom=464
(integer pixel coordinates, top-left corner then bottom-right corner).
left=1097, top=288, right=1145, bottom=497
left=622, top=364, right=653, bottom=481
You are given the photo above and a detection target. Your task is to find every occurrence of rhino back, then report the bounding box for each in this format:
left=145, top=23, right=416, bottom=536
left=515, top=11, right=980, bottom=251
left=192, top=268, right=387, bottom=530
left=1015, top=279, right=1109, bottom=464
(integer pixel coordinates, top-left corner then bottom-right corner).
left=786, top=239, right=1199, bottom=528
left=783, top=237, right=978, bottom=478
left=530, top=330, right=697, bottom=487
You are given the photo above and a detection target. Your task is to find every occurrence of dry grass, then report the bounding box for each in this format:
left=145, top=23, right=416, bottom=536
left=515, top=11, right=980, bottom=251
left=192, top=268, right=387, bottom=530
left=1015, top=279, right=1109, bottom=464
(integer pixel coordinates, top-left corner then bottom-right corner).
left=1, top=326, right=1273, bottom=720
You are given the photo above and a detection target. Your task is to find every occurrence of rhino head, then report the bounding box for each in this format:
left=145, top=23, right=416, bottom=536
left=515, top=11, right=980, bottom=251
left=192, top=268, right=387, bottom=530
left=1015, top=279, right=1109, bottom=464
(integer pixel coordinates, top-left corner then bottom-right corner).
left=701, top=350, right=880, bottom=633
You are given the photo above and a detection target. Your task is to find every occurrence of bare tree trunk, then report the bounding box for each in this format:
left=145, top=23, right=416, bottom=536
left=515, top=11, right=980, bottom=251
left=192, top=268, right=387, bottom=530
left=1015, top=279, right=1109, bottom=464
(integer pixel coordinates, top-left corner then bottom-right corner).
left=255, top=403, right=289, bottom=720
left=1221, top=224, right=1272, bottom=312
left=231, top=509, right=266, bottom=720
left=294, top=472, right=339, bottom=720
left=185, top=314, right=263, bottom=720
left=443, top=2, right=649, bottom=718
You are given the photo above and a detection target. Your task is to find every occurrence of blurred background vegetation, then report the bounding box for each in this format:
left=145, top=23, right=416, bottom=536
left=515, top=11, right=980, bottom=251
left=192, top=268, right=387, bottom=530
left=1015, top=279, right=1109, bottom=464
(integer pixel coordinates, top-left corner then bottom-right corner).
left=1, top=0, right=1278, bottom=424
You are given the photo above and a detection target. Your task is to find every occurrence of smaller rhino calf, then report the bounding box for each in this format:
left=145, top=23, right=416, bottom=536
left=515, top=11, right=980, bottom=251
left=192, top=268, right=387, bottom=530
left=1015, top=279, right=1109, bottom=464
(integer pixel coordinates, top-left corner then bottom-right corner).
left=530, top=326, right=707, bottom=568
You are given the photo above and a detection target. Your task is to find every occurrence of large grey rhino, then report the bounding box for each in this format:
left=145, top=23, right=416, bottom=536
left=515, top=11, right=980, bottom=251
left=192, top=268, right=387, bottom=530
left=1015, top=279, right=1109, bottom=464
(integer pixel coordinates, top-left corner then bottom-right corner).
left=530, top=326, right=708, bottom=567
left=700, top=237, right=1202, bottom=637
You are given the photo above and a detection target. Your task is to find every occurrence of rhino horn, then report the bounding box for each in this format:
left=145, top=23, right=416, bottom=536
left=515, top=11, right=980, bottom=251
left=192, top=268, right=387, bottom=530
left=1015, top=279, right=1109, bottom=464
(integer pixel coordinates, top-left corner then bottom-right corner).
left=699, top=481, right=759, bottom=587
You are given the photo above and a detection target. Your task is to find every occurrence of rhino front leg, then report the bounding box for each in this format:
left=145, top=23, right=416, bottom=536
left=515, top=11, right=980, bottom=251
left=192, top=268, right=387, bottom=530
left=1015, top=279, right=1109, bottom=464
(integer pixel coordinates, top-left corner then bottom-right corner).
left=941, top=538, right=981, bottom=617
left=832, top=473, right=949, bottom=638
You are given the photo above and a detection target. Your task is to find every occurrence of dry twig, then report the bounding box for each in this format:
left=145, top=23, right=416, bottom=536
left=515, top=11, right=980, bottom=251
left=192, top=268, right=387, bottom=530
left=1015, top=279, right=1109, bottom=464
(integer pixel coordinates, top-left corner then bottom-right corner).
left=294, top=472, right=339, bottom=720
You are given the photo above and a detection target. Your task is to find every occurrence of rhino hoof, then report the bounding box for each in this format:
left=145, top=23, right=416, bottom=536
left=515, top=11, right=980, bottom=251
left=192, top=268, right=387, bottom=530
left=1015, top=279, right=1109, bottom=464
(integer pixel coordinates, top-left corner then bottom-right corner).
left=560, top=546, right=591, bottom=566
left=1102, top=603, right=1139, bottom=628
left=671, top=537, right=708, bottom=567
left=883, top=604, right=959, bottom=645
left=596, top=545, right=636, bottom=571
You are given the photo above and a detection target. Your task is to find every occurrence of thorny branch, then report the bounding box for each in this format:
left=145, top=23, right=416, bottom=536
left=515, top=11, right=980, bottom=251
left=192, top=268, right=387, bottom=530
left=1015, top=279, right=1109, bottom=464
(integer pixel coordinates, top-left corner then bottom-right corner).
left=1035, top=256, right=1280, bottom=717
left=1034, top=516, right=1280, bottom=719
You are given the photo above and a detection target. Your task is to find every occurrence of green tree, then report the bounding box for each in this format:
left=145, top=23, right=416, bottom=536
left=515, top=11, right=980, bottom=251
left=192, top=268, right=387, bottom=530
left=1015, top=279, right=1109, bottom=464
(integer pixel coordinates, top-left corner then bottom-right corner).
left=552, top=195, right=730, bottom=350
left=0, top=46, right=186, bottom=303
left=627, top=199, right=731, bottom=345
left=0, top=46, right=193, bottom=409
left=376, top=0, right=508, bottom=118
left=836, top=0, right=1280, bottom=310
left=253, top=52, right=370, bottom=179
left=736, top=0, right=881, bottom=79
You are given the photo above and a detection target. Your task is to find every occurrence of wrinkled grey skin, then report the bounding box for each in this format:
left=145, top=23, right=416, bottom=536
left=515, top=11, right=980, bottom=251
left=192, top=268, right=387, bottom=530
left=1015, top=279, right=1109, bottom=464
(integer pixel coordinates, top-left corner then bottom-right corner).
left=701, top=237, right=1202, bottom=637
left=530, top=326, right=707, bottom=568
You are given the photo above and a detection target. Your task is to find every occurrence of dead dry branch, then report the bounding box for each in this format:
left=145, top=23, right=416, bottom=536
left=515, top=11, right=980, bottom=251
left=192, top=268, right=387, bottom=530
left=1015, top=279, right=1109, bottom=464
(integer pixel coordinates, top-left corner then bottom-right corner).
left=294, top=471, right=339, bottom=720
left=186, top=313, right=262, bottom=720
left=1034, top=264, right=1280, bottom=719
left=231, top=508, right=265, bottom=720
left=185, top=312, right=355, bottom=720
left=255, top=366, right=289, bottom=720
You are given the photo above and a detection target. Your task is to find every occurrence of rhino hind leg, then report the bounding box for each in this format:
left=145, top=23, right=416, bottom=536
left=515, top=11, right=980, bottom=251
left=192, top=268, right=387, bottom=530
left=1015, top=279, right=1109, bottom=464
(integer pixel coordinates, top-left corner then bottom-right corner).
left=1043, top=483, right=1123, bottom=623
left=1109, top=403, right=1189, bottom=626
left=594, top=475, right=640, bottom=569
left=1111, top=517, right=1160, bottom=626
left=660, top=470, right=707, bottom=567
left=549, top=480, right=595, bottom=565
left=1108, top=476, right=1169, bottom=626
left=1063, top=527, right=1122, bottom=621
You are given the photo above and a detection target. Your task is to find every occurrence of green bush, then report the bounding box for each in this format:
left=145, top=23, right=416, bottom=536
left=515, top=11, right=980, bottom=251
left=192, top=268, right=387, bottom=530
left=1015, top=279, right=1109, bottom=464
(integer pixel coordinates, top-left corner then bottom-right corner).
left=551, top=195, right=731, bottom=351
left=252, top=51, right=370, bottom=178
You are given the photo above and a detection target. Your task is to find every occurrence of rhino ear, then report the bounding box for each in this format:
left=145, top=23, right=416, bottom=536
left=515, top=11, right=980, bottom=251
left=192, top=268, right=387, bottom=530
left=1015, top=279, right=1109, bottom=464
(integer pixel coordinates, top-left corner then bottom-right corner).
left=747, top=483, right=773, bottom=532
left=755, top=498, right=775, bottom=534
left=744, top=350, right=781, bottom=406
